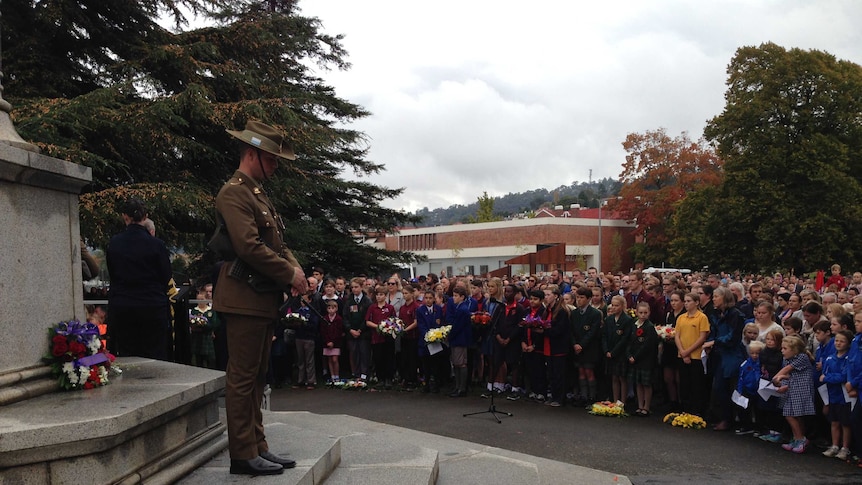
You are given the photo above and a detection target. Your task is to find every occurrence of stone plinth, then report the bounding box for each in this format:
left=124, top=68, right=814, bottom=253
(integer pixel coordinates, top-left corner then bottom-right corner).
left=0, top=142, right=91, bottom=375
left=0, top=358, right=226, bottom=485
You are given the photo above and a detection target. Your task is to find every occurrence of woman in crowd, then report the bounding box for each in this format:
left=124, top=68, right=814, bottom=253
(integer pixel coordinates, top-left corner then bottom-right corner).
left=542, top=284, right=571, bottom=407
left=661, top=289, right=686, bottom=411
left=703, top=286, right=747, bottom=431
left=753, top=300, right=785, bottom=342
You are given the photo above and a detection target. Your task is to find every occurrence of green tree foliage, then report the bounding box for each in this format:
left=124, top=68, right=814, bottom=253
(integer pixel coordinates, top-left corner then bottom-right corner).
left=674, top=43, right=862, bottom=273
left=467, top=191, right=502, bottom=223
left=614, top=129, right=722, bottom=266
left=5, top=0, right=420, bottom=277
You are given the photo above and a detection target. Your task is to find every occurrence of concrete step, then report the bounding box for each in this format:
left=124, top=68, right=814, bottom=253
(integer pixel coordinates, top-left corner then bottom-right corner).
left=179, top=410, right=630, bottom=485
left=178, top=419, right=340, bottom=485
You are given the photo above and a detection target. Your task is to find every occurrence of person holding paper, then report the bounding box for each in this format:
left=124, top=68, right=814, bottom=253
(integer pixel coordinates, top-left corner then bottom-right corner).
left=756, top=329, right=788, bottom=443
left=772, top=335, right=816, bottom=454
left=820, top=329, right=853, bottom=460
left=734, top=341, right=764, bottom=435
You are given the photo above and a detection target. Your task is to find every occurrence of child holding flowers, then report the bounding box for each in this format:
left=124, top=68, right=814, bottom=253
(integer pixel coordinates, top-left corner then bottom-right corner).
left=446, top=286, right=473, bottom=397
left=602, top=295, right=633, bottom=405
left=417, top=289, right=446, bottom=393
left=521, top=289, right=548, bottom=402
left=189, top=286, right=218, bottom=369
left=772, top=335, right=816, bottom=453
left=366, top=285, right=397, bottom=389
left=627, top=301, right=659, bottom=416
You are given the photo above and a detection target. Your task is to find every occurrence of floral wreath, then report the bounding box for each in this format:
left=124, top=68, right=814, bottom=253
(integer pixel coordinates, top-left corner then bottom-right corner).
left=663, top=412, right=707, bottom=429
left=44, top=320, right=115, bottom=390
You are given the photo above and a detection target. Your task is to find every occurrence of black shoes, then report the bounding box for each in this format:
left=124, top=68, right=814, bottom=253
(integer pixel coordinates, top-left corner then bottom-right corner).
left=260, top=450, right=297, bottom=469
left=229, top=456, right=284, bottom=476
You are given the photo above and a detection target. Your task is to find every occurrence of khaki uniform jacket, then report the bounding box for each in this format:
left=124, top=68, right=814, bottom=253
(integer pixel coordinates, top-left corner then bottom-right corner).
left=213, top=170, right=300, bottom=320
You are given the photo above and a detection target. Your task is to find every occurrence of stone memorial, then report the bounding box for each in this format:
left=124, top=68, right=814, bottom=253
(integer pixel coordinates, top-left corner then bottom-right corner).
left=0, top=38, right=226, bottom=484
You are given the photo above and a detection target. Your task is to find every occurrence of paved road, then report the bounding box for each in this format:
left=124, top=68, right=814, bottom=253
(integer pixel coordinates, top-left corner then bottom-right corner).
left=270, top=386, right=860, bottom=484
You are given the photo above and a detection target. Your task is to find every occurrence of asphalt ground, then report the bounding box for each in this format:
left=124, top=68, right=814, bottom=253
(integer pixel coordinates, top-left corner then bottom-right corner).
left=269, top=384, right=862, bottom=485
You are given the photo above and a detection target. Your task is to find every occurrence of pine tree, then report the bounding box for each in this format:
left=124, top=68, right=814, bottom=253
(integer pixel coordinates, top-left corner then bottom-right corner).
left=4, top=0, right=420, bottom=276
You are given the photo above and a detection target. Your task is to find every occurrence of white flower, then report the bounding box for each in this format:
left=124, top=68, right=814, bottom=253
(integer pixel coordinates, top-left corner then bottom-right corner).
left=98, top=366, right=109, bottom=384
left=87, top=336, right=101, bottom=354
left=66, top=365, right=79, bottom=385
left=77, top=367, right=89, bottom=384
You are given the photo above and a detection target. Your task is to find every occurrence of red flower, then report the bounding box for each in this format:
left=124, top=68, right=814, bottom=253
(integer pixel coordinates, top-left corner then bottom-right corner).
left=52, top=335, right=67, bottom=345
left=89, top=368, right=99, bottom=380
left=636, top=328, right=644, bottom=337
left=69, top=341, right=87, bottom=357
left=83, top=381, right=94, bottom=390
left=52, top=340, right=68, bottom=357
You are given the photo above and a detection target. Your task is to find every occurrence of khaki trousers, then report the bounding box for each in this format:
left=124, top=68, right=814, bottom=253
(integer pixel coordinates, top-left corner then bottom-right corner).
left=224, top=313, right=275, bottom=459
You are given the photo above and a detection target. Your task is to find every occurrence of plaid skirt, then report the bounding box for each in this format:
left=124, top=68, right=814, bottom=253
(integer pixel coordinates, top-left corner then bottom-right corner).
left=628, top=366, right=653, bottom=385
left=607, top=357, right=628, bottom=377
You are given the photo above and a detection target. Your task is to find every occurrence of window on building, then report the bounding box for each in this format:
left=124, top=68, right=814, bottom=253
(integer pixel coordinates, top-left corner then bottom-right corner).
left=480, top=265, right=488, bottom=276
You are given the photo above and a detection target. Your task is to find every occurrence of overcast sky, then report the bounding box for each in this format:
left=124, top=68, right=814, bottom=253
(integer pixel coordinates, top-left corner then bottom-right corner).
left=297, top=0, right=862, bottom=213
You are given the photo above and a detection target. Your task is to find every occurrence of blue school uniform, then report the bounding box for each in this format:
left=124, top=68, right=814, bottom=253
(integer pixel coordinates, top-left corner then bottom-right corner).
left=737, top=355, right=760, bottom=395
left=822, top=352, right=849, bottom=405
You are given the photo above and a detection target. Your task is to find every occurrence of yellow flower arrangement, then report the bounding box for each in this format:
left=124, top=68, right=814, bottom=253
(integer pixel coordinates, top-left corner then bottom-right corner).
left=662, top=412, right=707, bottom=429
left=425, top=325, right=452, bottom=344
left=588, top=400, right=628, bottom=417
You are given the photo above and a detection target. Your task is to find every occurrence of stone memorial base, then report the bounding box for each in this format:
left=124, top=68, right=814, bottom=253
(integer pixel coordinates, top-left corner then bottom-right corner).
left=0, top=358, right=226, bottom=485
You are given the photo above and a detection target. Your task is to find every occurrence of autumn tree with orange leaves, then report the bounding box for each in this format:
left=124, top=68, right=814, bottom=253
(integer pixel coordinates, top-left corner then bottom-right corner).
left=612, top=129, right=723, bottom=266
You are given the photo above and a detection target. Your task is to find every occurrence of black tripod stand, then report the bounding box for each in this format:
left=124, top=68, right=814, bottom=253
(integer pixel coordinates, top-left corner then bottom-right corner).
left=463, top=301, right=512, bottom=423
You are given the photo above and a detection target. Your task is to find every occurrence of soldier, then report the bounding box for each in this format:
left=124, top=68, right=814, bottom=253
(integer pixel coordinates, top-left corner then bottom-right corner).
left=213, top=120, right=308, bottom=476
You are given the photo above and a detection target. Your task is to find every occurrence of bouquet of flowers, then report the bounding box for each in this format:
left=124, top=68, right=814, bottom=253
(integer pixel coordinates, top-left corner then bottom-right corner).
left=663, top=412, right=707, bottom=429
left=654, top=325, right=675, bottom=341
left=519, top=314, right=550, bottom=329
left=626, top=308, right=637, bottom=318
left=189, top=311, right=209, bottom=332
left=588, top=400, right=628, bottom=417
left=471, top=311, right=491, bottom=330
left=340, top=379, right=368, bottom=390
left=425, top=325, right=452, bottom=344
left=44, top=319, right=115, bottom=391
left=378, top=317, right=404, bottom=338
left=281, top=309, right=308, bottom=329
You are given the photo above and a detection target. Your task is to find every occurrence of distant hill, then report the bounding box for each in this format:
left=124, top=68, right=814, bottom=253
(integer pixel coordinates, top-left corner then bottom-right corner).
left=411, top=178, right=621, bottom=227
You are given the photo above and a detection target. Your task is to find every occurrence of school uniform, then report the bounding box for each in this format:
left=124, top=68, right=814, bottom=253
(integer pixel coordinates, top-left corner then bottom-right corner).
left=627, top=320, right=659, bottom=385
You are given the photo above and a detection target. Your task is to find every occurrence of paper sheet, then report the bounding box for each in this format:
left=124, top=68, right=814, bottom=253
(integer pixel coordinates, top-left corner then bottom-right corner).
left=701, top=349, right=708, bottom=374
left=732, top=390, right=749, bottom=409
left=818, top=384, right=829, bottom=405
left=427, top=342, right=443, bottom=355
left=758, top=379, right=783, bottom=400
left=843, top=386, right=858, bottom=411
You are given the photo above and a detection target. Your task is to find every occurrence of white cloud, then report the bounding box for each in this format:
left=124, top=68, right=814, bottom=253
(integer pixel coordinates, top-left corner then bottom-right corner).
left=298, top=0, right=862, bottom=212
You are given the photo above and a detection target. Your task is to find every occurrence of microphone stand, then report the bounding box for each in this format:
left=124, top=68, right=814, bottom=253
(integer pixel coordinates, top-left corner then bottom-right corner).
left=463, top=299, right=512, bottom=423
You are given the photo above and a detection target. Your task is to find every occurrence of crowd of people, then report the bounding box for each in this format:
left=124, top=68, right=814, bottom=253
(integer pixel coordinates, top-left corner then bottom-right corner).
left=234, top=266, right=862, bottom=469
left=81, top=119, right=862, bottom=477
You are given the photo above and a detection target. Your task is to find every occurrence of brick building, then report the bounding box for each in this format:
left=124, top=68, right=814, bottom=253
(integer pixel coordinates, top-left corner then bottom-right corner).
left=382, top=205, right=636, bottom=278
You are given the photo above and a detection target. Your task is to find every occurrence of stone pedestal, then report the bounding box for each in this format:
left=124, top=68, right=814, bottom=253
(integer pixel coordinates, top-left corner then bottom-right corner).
left=0, top=358, right=226, bottom=485
left=0, top=143, right=91, bottom=375
left=0, top=143, right=227, bottom=484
